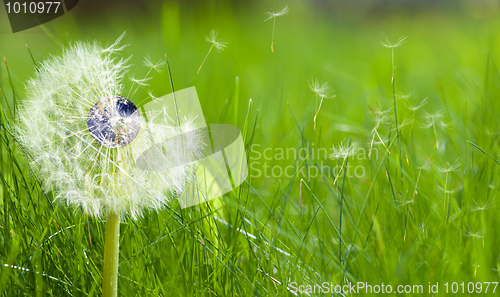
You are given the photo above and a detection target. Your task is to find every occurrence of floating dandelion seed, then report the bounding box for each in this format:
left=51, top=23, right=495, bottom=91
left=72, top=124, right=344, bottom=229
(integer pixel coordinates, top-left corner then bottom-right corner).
left=421, top=110, right=444, bottom=149
left=143, top=54, right=166, bottom=72
left=406, top=97, right=428, bottom=112
left=330, top=140, right=358, bottom=160
left=265, top=5, right=288, bottom=53
left=330, top=139, right=357, bottom=185
left=437, top=158, right=461, bottom=215
left=197, top=30, right=227, bottom=74
left=470, top=199, right=495, bottom=212
left=309, top=77, right=335, bottom=130
left=380, top=35, right=407, bottom=49
left=405, top=97, right=427, bottom=137
left=368, top=106, right=392, bottom=157
left=470, top=199, right=495, bottom=247
left=16, top=34, right=203, bottom=297
left=381, top=35, right=406, bottom=178
left=438, top=184, right=464, bottom=194
left=437, top=158, right=461, bottom=173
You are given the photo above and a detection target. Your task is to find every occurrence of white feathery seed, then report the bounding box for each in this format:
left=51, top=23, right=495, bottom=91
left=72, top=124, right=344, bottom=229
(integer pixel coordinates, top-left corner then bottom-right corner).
left=198, top=30, right=228, bottom=74
left=309, top=77, right=335, bottom=130
left=205, top=30, right=228, bottom=52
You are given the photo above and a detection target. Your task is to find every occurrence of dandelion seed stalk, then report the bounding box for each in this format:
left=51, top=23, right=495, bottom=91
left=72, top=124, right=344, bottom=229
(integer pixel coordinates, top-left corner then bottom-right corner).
left=381, top=35, right=406, bottom=178
left=309, top=77, right=334, bottom=131
left=391, top=49, right=403, bottom=178
left=265, top=5, right=288, bottom=53
left=271, top=16, right=276, bottom=53
left=198, top=44, right=214, bottom=74
left=197, top=30, right=227, bottom=74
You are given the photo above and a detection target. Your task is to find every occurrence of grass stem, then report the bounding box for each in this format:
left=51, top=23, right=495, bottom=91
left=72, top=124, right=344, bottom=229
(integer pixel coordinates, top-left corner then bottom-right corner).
left=271, top=17, right=276, bottom=53
left=391, top=49, right=403, bottom=179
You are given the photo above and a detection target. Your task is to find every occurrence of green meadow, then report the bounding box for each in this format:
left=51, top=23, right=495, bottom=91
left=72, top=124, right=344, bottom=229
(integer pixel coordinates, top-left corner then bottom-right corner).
left=1, top=1, right=500, bottom=295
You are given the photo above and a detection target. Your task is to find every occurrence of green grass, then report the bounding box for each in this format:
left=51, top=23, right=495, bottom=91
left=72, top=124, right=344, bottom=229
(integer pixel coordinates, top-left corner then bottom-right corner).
left=1, top=1, right=500, bottom=296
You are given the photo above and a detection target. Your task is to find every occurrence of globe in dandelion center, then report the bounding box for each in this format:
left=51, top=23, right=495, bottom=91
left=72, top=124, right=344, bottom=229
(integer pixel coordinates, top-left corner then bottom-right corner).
left=87, top=96, right=141, bottom=148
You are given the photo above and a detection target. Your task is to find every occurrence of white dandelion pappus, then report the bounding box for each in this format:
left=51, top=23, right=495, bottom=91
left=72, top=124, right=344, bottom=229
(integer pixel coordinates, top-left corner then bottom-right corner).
left=309, top=77, right=335, bottom=130
left=16, top=35, right=203, bottom=220
left=265, top=5, right=289, bottom=53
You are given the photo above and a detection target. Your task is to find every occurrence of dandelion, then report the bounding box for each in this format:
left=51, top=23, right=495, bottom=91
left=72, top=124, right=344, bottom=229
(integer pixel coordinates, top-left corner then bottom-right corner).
left=437, top=158, right=461, bottom=218
left=143, top=54, right=166, bottom=72
left=464, top=226, right=483, bottom=276
left=437, top=184, right=464, bottom=194
left=330, top=139, right=357, bottom=185
left=380, top=35, right=407, bottom=49
left=368, top=106, right=392, bottom=157
left=265, top=5, right=289, bottom=53
left=421, top=110, right=443, bottom=149
left=330, top=140, right=358, bottom=160
left=417, top=159, right=432, bottom=172
left=405, top=97, right=427, bottom=137
left=437, top=158, right=461, bottom=173
left=470, top=199, right=495, bottom=212
left=471, top=199, right=495, bottom=247
left=127, top=54, right=165, bottom=97
left=16, top=35, right=204, bottom=297
left=381, top=35, right=406, bottom=175
left=197, top=30, right=228, bottom=74
left=309, top=77, right=335, bottom=130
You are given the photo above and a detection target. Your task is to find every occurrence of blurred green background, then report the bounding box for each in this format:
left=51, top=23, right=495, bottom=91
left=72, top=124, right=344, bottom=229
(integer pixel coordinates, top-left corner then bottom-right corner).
left=1, top=0, right=500, bottom=296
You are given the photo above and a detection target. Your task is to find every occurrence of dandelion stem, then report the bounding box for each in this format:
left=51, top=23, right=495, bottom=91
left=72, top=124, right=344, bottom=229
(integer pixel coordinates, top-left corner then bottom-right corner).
left=313, top=97, right=324, bottom=130
left=198, top=44, right=214, bottom=74
left=102, top=212, right=120, bottom=297
left=271, top=16, right=276, bottom=53
left=391, top=48, right=403, bottom=179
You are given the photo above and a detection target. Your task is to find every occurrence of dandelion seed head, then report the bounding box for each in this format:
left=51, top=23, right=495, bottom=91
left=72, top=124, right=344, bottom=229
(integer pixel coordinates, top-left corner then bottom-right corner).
left=438, top=184, right=464, bottom=194
left=330, top=140, right=359, bottom=159
left=130, top=76, right=151, bottom=87
left=437, top=158, right=461, bottom=173
left=380, top=35, right=407, bottom=48
left=16, top=36, right=202, bottom=219
left=205, top=30, right=228, bottom=52
left=420, top=110, right=443, bottom=128
left=470, top=199, right=495, bottom=212
left=143, top=54, right=166, bottom=73
left=397, top=193, right=415, bottom=206
left=370, top=106, right=393, bottom=130
left=406, top=97, right=428, bottom=111
left=309, top=78, right=335, bottom=99
left=440, top=120, right=454, bottom=129
left=464, top=226, right=484, bottom=239
left=265, top=5, right=289, bottom=21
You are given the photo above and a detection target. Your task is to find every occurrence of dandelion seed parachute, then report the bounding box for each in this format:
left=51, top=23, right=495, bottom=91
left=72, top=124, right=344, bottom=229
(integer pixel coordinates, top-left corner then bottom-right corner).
left=16, top=36, right=203, bottom=219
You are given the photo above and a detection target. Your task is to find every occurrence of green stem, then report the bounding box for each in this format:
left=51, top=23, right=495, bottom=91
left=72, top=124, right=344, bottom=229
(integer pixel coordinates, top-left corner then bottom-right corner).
left=102, top=212, right=120, bottom=297
left=392, top=48, right=403, bottom=179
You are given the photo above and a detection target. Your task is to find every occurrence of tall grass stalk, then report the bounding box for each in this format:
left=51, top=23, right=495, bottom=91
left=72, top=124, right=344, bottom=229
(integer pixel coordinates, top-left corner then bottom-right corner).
left=381, top=36, right=406, bottom=178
